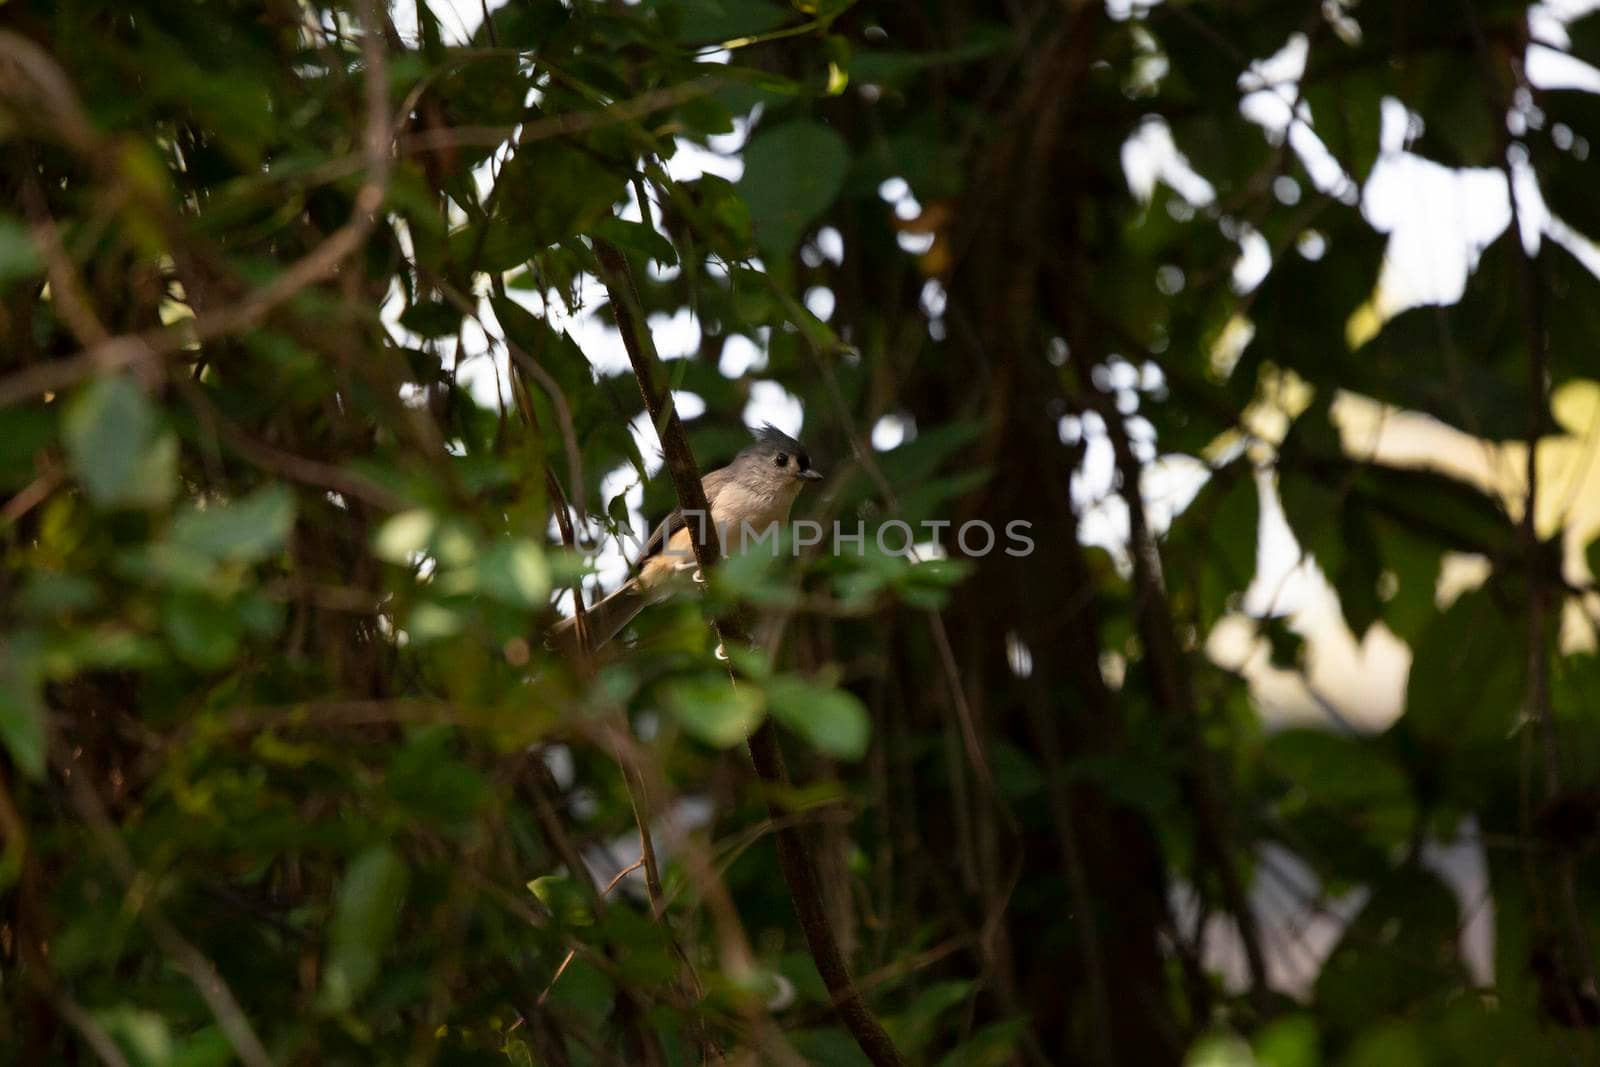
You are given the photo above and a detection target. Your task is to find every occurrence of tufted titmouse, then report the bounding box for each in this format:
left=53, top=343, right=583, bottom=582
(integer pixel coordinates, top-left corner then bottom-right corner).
left=549, top=425, right=822, bottom=656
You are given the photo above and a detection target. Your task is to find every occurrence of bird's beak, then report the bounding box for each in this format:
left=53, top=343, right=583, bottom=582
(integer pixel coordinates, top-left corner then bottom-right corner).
left=799, top=468, right=823, bottom=481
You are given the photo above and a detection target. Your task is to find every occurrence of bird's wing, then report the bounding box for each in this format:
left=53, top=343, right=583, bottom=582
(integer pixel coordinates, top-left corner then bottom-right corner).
left=639, top=467, right=731, bottom=561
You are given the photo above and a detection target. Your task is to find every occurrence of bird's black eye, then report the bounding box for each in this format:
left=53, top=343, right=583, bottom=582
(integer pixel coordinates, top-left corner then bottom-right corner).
left=774, top=453, right=788, bottom=467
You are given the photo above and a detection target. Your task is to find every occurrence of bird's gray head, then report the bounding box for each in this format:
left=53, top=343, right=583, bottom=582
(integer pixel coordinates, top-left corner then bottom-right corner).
left=728, top=424, right=823, bottom=490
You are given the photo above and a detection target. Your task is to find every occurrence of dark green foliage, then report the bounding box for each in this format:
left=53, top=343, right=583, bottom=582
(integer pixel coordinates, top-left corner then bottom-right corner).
left=5, top=1, right=1600, bottom=1065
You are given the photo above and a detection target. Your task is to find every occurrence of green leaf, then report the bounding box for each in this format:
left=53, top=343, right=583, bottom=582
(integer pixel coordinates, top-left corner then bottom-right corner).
left=503, top=1037, right=536, bottom=1067
left=528, top=874, right=594, bottom=927
left=664, top=674, right=766, bottom=748
left=937, top=1019, right=1026, bottom=1067
left=0, top=216, right=42, bottom=288
left=320, top=846, right=410, bottom=1013
left=849, top=29, right=1011, bottom=85
left=1265, top=730, right=1414, bottom=858
left=0, top=407, right=55, bottom=491
left=397, top=299, right=462, bottom=339
left=764, top=674, right=871, bottom=760
left=96, top=1006, right=172, bottom=1067
left=169, top=1027, right=233, bottom=1067
left=473, top=139, right=628, bottom=265
left=170, top=485, right=295, bottom=563
left=1252, top=1014, right=1320, bottom=1067
left=62, top=376, right=177, bottom=510
left=673, top=0, right=793, bottom=44
left=374, top=509, right=437, bottom=564
left=471, top=540, right=551, bottom=607
left=737, top=120, right=850, bottom=260
left=0, top=635, right=46, bottom=781
left=161, top=593, right=244, bottom=670
left=1344, top=1023, right=1420, bottom=1067
left=1319, top=869, right=1461, bottom=1032
left=888, top=980, right=974, bottom=1052
left=590, top=216, right=679, bottom=268
left=1404, top=588, right=1523, bottom=753
left=17, top=571, right=100, bottom=618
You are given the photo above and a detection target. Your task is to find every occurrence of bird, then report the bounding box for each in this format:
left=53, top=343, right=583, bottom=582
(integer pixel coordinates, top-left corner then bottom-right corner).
left=548, top=424, right=822, bottom=656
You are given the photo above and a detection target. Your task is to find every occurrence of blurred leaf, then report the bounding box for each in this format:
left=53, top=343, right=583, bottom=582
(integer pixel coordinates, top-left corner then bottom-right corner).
left=738, top=120, right=850, bottom=260
left=1337, top=1021, right=1426, bottom=1067
left=503, top=1037, right=536, bottom=1067
left=0, top=407, right=55, bottom=491
left=97, top=1006, right=172, bottom=1067
left=0, top=635, right=46, bottom=780
left=849, top=29, right=1011, bottom=85
left=1404, top=588, right=1523, bottom=754
left=590, top=215, right=679, bottom=268
left=17, top=571, right=100, bottom=618
left=170, top=485, right=295, bottom=563
left=1317, top=867, right=1466, bottom=1026
left=388, top=728, right=489, bottom=830
left=1253, top=1014, right=1320, bottom=1067
left=1267, top=730, right=1414, bottom=863
left=320, top=846, right=410, bottom=1013
left=791, top=1028, right=872, bottom=1067
left=62, top=376, right=177, bottom=510
left=529, top=874, right=594, bottom=927
left=664, top=674, right=765, bottom=747
left=937, top=1019, right=1026, bottom=1067
left=1186, top=1032, right=1254, bottom=1067
left=673, top=0, right=793, bottom=44
left=470, top=540, right=552, bottom=607
left=398, top=299, right=462, bottom=339
left=764, top=674, right=871, bottom=759
left=161, top=592, right=249, bottom=670
left=888, top=979, right=973, bottom=1052
left=990, top=741, right=1046, bottom=800
left=169, top=1027, right=232, bottom=1067
left=375, top=509, right=437, bottom=564
left=0, top=216, right=41, bottom=288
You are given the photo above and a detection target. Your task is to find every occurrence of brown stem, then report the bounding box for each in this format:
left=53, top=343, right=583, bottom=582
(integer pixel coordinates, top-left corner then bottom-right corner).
left=1072, top=363, right=1271, bottom=1006
left=592, top=237, right=906, bottom=1067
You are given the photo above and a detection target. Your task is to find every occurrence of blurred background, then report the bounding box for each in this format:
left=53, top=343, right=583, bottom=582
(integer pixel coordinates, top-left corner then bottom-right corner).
left=4, top=0, right=1600, bottom=1064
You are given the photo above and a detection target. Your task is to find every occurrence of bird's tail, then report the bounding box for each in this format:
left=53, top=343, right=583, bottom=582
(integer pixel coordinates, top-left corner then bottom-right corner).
left=546, top=578, right=647, bottom=658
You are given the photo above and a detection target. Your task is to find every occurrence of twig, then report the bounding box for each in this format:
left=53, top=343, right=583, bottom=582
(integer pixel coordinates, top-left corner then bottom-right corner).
left=522, top=765, right=667, bottom=1067
left=173, top=375, right=409, bottom=511
left=0, top=463, right=61, bottom=527
left=591, top=237, right=906, bottom=1067
left=423, top=273, right=587, bottom=524
left=0, top=30, right=101, bottom=154
left=538, top=859, right=645, bottom=1004
left=396, top=80, right=719, bottom=155
left=51, top=993, right=133, bottom=1067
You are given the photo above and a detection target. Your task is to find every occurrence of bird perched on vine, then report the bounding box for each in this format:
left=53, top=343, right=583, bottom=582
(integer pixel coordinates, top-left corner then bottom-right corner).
left=549, top=424, right=822, bottom=656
